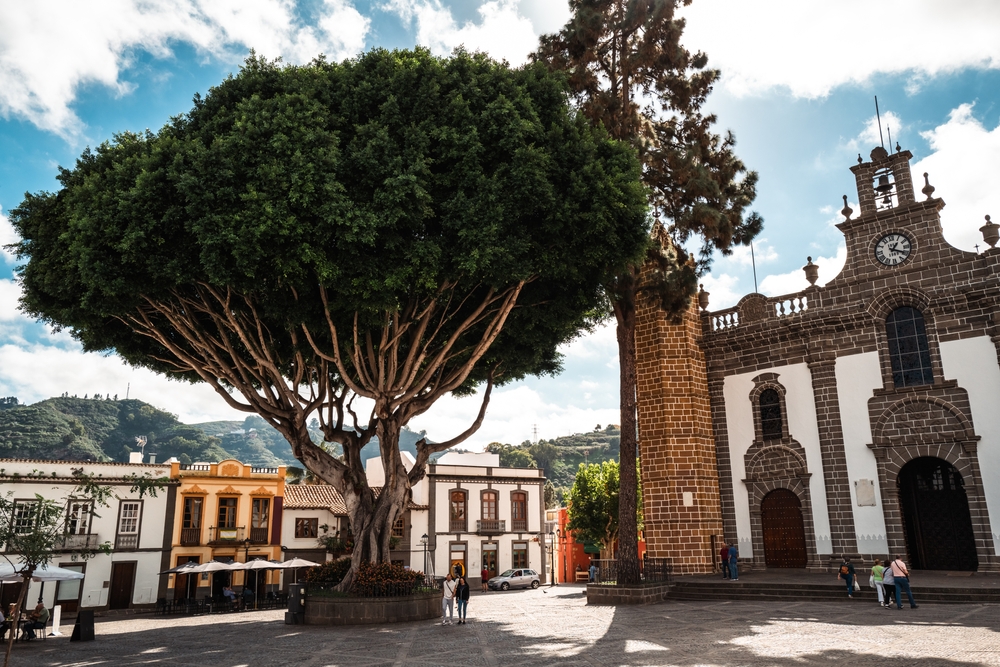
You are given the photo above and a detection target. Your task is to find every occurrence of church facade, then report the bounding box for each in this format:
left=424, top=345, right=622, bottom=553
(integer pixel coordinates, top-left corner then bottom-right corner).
left=637, top=145, right=1000, bottom=574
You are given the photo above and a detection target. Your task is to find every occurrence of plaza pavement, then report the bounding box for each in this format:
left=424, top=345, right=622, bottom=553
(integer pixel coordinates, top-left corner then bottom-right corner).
left=9, top=584, right=1000, bottom=667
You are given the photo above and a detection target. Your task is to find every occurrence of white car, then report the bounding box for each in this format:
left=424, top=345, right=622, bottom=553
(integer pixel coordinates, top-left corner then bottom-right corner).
left=487, top=569, right=540, bottom=591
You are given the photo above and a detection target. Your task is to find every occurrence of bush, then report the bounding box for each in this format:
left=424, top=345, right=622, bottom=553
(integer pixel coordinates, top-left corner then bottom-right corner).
left=351, top=561, right=424, bottom=597
left=304, top=558, right=351, bottom=586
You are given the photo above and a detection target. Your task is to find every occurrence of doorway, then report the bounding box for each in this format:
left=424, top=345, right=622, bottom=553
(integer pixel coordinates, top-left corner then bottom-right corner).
left=898, top=457, right=978, bottom=570
left=109, top=562, right=136, bottom=610
left=173, top=556, right=200, bottom=601
left=482, top=543, right=498, bottom=581
left=56, top=563, right=85, bottom=613
left=761, top=489, right=808, bottom=568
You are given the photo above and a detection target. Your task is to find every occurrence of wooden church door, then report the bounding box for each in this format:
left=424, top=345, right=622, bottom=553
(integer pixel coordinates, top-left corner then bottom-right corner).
left=761, top=489, right=808, bottom=568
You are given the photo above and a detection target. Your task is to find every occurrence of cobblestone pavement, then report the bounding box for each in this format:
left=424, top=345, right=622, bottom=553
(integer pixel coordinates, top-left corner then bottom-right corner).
left=10, top=585, right=1000, bottom=667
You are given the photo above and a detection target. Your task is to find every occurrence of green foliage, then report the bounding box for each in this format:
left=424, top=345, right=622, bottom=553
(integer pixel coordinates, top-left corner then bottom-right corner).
left=304, top=558, right=352, bottom=586
left=565, top=458, right=642, bottom=556
left=485, top=442, right=537, bottom=468
left=351, top=561, right=424, bottom=596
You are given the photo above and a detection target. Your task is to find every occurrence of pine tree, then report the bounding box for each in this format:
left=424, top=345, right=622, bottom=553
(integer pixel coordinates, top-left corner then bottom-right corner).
left=535, top=0, right=762, bottom=584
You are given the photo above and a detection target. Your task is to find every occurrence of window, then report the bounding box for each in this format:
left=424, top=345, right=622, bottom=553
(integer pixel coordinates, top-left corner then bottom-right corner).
left=251, top=498, right=270, bottom=529
left=12, top=501, right=39, bottom=534
left=481, top=491, right=498, bottom=521
left=118, top=501, right=141, bottom=535
left=66, top=501, right=92, bottom=535
left=512, top=542, right=528, bottom=569
left=217, top=498, right=237, bottom=528
left=450, top=491, right=467, bottom=532
left=295, top=518, right=318, bottom=539
left=391, top=518, right=404, bottom=538
left=886, top=306, right=934, bottom=387
left=511, top=492, right=527, bottom=532
left=759, top=388, right=783, bottom=439
left=182, top=497, right=202, bottom=529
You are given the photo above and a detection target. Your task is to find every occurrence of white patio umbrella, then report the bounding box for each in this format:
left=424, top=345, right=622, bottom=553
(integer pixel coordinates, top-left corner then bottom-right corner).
left=159, top=561, right=202, bottom=575
left=189, top=560, right=243, bottom=573
left=278, top=557, right=322, bottom=584
left=240, top=559, right=282, bottom=609
left=0, top=563, right=85, bottom=583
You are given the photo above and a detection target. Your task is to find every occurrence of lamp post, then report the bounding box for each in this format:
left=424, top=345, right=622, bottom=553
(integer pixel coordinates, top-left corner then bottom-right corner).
left=549, top=530, right=556, bottom=586
left=420, top=533, right=429, bottom=585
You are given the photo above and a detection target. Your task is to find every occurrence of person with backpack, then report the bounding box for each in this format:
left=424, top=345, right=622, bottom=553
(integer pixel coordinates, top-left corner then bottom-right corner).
left=890, top=555, right=918, bottom=609
left=837, top=556, right=857, bottom=598
left=720, top=542, right=730, bottom=580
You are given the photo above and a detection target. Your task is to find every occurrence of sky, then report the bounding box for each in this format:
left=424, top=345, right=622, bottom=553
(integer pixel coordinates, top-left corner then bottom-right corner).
left=0, top=0, right=999, bottom=449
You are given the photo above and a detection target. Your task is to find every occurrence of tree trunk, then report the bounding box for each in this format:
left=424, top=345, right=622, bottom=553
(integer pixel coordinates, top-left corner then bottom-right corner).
left=3, top=574, right=31, bottom=667
left=614, top=281, right=641, bottom=585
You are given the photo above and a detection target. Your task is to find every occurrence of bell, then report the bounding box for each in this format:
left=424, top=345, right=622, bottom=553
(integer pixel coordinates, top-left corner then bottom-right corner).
left=875, top=174, right=892, bottom=193
left=882, top=194, right=892, bottom=206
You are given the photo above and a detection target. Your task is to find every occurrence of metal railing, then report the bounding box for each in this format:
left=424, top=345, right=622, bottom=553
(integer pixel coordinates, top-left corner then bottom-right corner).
left=476, top=519, right=505, bottom=535
left=308, top=581, right=436, bottom=598
left=249, top=527, right=269, bottom=544
left=180, top=528, right=201, bottom=546
left=209, top=526, right=245, bottom=543
left=589, top=556, right=673, bottom=586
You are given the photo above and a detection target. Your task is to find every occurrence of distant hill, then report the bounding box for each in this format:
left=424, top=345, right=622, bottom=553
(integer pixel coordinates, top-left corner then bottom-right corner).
left=489, top=424, right=621, bottom=491
left=0, top=395, right=434, bottom=468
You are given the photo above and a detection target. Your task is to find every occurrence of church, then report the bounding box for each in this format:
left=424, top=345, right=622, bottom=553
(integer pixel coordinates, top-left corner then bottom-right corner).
left=636, top=144, right=1000, bottom=574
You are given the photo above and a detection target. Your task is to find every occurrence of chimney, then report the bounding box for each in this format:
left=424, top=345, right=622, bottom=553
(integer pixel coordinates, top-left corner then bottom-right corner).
left=148, top=453, right=157, bottom=464
left=128, top=451, right=143, bottom=464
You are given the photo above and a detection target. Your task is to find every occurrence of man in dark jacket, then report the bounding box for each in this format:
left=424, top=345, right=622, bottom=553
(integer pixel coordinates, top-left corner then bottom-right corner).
left=720, top=543, right=730, bottom=579
left=838, top=556, right=856, bottom=598
left=456, top=576, right=471, bottom=624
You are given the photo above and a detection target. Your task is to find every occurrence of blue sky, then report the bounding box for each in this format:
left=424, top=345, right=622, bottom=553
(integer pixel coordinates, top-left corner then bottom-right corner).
left=1, top=0, right=998, bottom=447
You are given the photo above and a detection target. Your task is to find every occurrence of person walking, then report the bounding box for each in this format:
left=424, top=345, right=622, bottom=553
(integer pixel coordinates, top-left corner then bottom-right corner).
left=890, top=555, right=918, bottom=609
left=881, top=558, right=897, bottom=608
left=588, top=561, right=597, bottom=583
left=441, top=573, right=457, bottom=624
left=480, top=566, right=489, bottom=592
left=727, top=543, right=739, bottom=581
left=720, top=542, right=730, bottom=580
left=456, top=576, right=471, bottom=625
left=871, top=559, right=887, bottom=607
left=837, top=556, right=857, bottom=598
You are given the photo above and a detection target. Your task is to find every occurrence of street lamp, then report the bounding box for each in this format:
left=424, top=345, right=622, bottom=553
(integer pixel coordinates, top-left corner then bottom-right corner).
left=420, top=533, right=429, bottom=585
left=549, top=530, right=556, bottom=586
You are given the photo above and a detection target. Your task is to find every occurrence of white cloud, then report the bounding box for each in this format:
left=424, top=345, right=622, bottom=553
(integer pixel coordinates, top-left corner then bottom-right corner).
left=727, top=238, right=778, bottom=267
left=698, top=272, right=742, bottom=311
left=912, top=104, right=1000, bottom=252
left=383, top=0, right=539, bottom=64
left=679, top=1, right=1000, bottom=98
left=758, top=244, right=847, bottom=297
left=0, top=0, right=371, bottom=138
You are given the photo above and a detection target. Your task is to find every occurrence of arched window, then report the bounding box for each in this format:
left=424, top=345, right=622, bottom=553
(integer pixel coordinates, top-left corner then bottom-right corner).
left=482, top=491, right=497, bottom=521
left=450, top=491, right=467, bottom=532
left=511, top=492, right=527, bottom=532
left=759, top=388, right=783, bottom=439
left=886, top=307, right=933, bottom=387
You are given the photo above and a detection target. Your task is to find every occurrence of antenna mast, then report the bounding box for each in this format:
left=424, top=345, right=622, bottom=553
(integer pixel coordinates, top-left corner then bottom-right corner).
left=874, top=96, right=885, bottom=148
left=750, top=243, right=759, bottom=293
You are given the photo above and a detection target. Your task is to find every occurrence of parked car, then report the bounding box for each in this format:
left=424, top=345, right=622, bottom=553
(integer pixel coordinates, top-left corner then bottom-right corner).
left=487, top=569, right=540, bottom=591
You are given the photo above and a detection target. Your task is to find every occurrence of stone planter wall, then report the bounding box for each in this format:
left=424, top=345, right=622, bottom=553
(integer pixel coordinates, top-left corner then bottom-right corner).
left=586, top=582, right=673, bottom=605
left=305, top=590, right=441, bottom=625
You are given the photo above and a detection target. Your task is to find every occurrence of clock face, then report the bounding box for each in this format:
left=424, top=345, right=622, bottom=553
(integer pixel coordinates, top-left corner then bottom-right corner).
left=875, top=233, right=912, bottom=266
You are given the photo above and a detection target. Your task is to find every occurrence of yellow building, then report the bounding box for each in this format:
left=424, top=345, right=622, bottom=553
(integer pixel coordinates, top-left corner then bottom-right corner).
left=166, top=459, right=286, bottom=602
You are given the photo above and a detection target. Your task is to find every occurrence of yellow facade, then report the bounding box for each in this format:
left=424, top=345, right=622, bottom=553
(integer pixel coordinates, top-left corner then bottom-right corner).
left=167, top=459, right=286, bottom=599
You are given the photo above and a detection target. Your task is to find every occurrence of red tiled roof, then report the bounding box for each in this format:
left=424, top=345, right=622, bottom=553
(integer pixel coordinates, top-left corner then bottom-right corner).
left=283, top=484, right=428, bottom=513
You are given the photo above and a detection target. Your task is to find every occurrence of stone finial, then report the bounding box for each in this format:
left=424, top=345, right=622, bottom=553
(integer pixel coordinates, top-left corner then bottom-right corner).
left=870, top=146, right=889, bottom=162
left=857, top=153, right=863, bottom=165
left=841, top=195, right=854, bottom=221
left=697, top=284, right=710, bottom=311
left=895, top=142, right=902, bottom=153
left=921, top=172, right=936, bottom=200
left=803, top=257, right=819, bottom=286
left=981, top=214, right=999, bottom=249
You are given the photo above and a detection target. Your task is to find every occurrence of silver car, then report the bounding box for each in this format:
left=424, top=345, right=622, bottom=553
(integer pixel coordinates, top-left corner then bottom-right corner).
left=488, top=568, right=540, bottom=591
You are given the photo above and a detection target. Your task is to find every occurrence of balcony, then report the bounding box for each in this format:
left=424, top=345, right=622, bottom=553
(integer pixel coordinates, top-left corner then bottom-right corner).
left=115, top=534, right=139, bottom=551
left=209, top=526, right=245, bottom=544
left=180, top=528, right=201, bottom=546
left=60, top=533, right=98, bottom=550
left=512, top=519, right=528, bottom=532
left=449, top=520, right=467, bottom=533
left=249, top=527, right=269, bottom=544
left=476, top=519, right=506, bottom=535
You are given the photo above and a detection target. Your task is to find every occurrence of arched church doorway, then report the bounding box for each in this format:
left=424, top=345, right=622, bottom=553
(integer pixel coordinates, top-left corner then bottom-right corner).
left=761, top=489, right=807, bottom=568
left=898, top=457, right=978, bottom=571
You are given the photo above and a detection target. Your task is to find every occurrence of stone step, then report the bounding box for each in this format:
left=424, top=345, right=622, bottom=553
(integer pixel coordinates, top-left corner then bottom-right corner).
left=668, top=580, right=1000, bottom=604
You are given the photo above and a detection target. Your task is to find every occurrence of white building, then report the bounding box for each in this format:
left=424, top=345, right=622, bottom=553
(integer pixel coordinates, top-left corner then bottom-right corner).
left=0, top=458, right=176, bottom=612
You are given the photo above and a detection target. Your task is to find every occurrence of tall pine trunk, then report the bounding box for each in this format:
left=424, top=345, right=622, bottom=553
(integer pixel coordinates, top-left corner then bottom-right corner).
left=3, top=574, right=31, bottom=667
left=614, top=276, right=641, bottom=585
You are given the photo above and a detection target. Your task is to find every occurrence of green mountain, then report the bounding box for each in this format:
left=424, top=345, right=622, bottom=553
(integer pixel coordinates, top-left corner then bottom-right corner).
left=488, top=424, right=621, bottom=490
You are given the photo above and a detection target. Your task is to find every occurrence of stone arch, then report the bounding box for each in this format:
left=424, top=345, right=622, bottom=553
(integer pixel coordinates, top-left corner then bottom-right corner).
left=748, top=373, right=790, bottom=441
left=872, top=395, right=977, bottom=447
left=745, top=443, right=808, bottom=481
left=865, top=288, right=944, bottom=389
left=865, top=286, right=931, bottom=320
left=743, top=476, right=821, bottom=569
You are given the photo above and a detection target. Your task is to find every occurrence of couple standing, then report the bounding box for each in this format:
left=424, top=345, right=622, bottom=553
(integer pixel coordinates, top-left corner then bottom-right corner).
left=441, top=573, right=471, bottom=625
left=720, top=542, right=739, bottom=580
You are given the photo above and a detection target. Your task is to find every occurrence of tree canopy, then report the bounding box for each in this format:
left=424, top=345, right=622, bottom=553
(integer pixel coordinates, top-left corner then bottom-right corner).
left=11, top=48, right=651, bottom=586
left=566, top=459, right=642, bottom=558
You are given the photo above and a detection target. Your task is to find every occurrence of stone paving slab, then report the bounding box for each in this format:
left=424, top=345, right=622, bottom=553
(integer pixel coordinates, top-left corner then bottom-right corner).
left=7, top=585, right=1000, bottom=666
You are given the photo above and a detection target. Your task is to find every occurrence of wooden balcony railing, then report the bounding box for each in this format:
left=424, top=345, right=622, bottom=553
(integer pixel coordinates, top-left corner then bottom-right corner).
left=115, top=534, right=139, bottom=551
left=209, top=526, right=245, bottom=544
left=180, top=528, right=201, bottom=546
left=249, top=527, right=269, bottom=544
left=476, top=519, right=505, bottom=535
left=512, top=519, right=528, bottom=532
left=449, top=519, right=467, bottom=533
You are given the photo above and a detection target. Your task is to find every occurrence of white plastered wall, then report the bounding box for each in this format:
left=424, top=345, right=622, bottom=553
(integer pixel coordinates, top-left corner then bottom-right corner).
left=940, top=336, right=1000, bottom=555
left=835, top=351, right=888, bottom=554
left=723, top=363, right=830, bottom=557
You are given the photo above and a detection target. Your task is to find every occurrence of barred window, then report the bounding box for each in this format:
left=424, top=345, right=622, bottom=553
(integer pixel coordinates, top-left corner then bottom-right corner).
left=391, top=518, right=404, bottom=538
left=118, top=501, right=141, bottom=535
left=759, top=389, right=783, bottom=439
left=886, top=307, right=934, bottom=387
left=13, top=501, right=39, bottom=534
